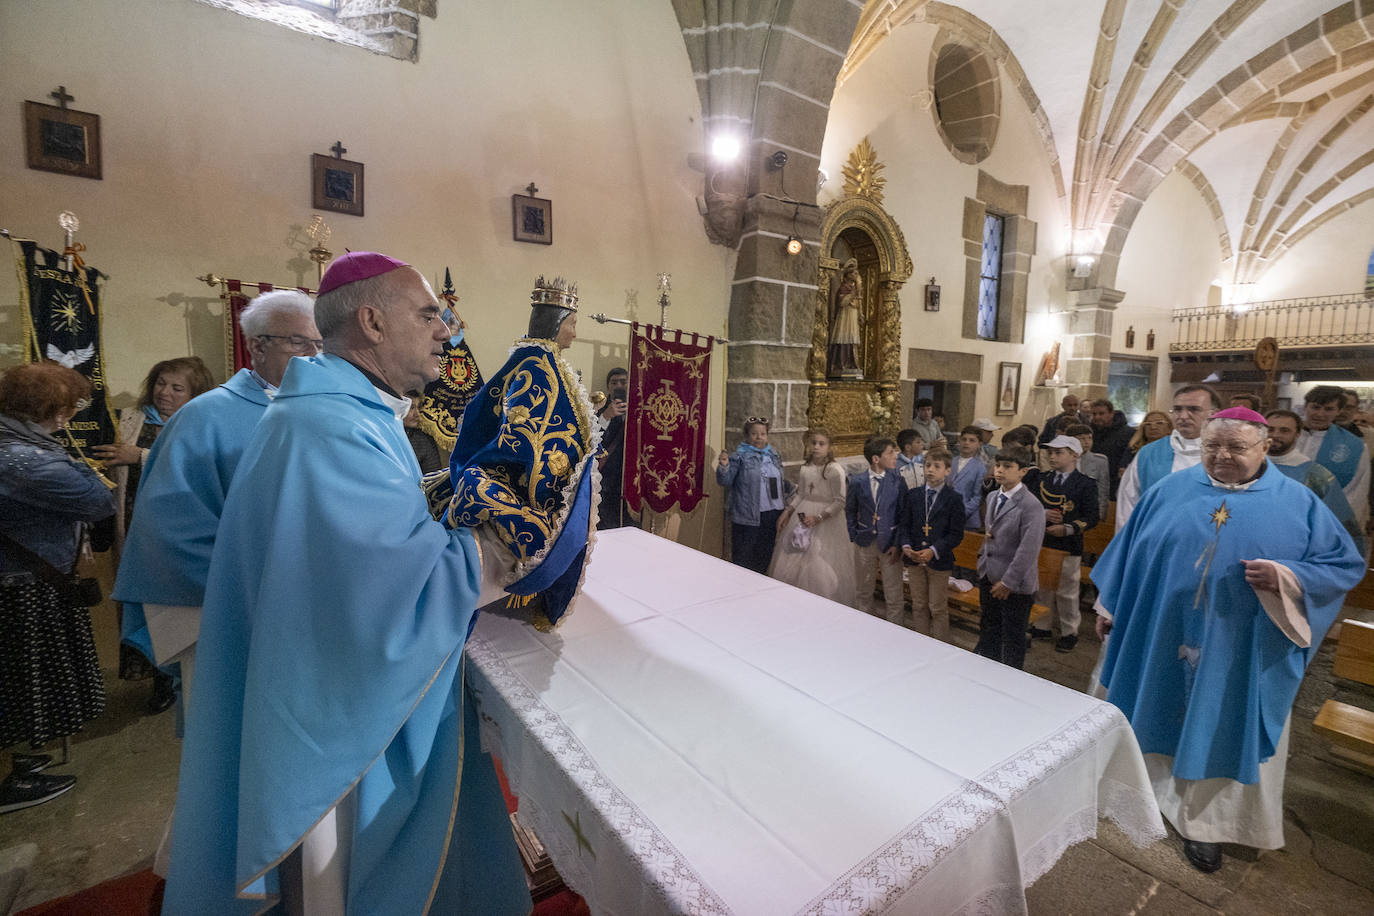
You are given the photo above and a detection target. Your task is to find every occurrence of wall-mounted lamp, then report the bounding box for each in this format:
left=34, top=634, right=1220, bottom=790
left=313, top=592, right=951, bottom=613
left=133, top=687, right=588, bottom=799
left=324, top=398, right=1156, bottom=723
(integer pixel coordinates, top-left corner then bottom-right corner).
left=1125, top=325, right=1135, bottom=348
left=786, top=236, right=803, bottom=255
left=784, top=204, right=803, bottom=256
left=817, top=168, right=829, bottom=193
left=710, top=134, right=742, bottom=163
left=767, top=150, right=788, bottom=170
left=1146, top=329, right=1155, bottom=350
left=1072, top=254, right=1095, bottom=279
left=924, top=277, right=940, bottom=312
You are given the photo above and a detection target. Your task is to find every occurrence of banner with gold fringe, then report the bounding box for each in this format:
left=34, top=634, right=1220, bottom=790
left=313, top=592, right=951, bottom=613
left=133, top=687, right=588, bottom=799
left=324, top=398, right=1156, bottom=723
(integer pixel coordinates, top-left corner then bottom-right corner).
left=12, top=238, right=117, bottom=451
left=624, top=323, right=713, bottom=514
left=417, top=269, right=483, bottom=453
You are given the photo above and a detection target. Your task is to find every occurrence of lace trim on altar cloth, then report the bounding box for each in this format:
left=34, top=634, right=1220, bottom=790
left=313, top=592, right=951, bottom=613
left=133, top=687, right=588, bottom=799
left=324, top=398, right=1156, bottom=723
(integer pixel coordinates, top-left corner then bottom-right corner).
left=468, top=634, right=1164, bottom=916
left=799, top=704, right=1165, bottom=915
left=465, top=636, right=732, bottom=915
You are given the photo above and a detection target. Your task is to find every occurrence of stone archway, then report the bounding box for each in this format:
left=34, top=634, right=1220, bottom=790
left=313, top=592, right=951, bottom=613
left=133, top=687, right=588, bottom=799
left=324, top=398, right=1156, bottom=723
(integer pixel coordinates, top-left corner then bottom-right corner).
left=806, top=186, right=913, bottom=456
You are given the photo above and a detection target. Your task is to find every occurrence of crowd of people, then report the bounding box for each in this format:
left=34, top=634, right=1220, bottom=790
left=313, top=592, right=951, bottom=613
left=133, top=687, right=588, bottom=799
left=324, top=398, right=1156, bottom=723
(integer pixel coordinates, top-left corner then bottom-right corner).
left=715, top=383, right=1371, bottom=875
left=1, top=255, right=1371, bottom=901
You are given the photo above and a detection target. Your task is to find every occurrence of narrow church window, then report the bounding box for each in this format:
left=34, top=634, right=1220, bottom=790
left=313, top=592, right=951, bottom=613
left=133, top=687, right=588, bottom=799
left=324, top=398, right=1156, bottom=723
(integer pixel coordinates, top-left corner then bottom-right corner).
left=978, top=212, right=1003, bottom=340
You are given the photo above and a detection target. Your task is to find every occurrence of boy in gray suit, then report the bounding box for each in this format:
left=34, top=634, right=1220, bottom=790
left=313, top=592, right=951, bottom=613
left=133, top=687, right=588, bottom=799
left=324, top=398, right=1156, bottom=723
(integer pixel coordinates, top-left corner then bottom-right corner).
left=975, top=446, right=1046, bottom=669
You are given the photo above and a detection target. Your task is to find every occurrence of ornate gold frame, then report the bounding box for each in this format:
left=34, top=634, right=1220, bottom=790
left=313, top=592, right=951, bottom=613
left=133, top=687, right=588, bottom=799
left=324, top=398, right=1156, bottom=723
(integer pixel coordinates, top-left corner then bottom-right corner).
left=807, top=189, right=913, bottom=455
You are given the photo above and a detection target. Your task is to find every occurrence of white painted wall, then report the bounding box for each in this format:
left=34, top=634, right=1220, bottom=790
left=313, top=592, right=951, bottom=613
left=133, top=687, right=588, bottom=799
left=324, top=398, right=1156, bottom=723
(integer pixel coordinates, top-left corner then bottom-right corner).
left=0, top=0, right=735, bottom=543
left=1114, top=169, right=1225, bottom=409
left=1256, top=198, right=1374, bottom=300
left=0, top=0, right=733, bottom=402
left=821, top=20, right=1072, bottom=433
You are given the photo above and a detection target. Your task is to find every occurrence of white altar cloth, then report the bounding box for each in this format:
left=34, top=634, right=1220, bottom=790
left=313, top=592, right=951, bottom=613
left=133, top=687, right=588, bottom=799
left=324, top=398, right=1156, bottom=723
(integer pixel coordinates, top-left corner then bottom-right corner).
left=466, top=528, right=1164, bottom=915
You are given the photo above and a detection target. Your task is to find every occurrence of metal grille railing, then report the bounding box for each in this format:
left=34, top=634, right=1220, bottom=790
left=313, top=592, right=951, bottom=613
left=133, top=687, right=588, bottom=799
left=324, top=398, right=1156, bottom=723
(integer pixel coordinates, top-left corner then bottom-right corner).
left=1170, top=293, right=1374, bottom=352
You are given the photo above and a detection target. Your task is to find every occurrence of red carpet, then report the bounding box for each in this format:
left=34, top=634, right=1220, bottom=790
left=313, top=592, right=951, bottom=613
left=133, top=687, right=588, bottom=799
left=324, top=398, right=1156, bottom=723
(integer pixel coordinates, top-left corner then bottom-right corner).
left=18, top=761, right=588, bottom=916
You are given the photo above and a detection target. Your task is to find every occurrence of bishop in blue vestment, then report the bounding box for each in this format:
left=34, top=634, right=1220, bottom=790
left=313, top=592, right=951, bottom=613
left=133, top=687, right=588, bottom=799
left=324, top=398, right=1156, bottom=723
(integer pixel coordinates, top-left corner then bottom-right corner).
left=163, top=254, right=527, bottom=915
left=1093, top=408, right=1362, bottom=870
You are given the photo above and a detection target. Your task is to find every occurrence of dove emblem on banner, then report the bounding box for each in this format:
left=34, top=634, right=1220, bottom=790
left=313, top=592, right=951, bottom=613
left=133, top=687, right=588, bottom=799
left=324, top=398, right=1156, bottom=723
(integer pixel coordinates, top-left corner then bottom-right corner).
left=46, top=343, right=95, bottom=368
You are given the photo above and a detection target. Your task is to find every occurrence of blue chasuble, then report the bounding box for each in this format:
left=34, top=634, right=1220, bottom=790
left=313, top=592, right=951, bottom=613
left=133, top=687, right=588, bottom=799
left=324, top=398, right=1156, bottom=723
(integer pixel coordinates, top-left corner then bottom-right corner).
left=1272, top=458, right=1367, bottom=556
left=114, top=369, right=270, bottom=661
left=448, top=338, right=599, bottom=628
left=1312, top=424, right=1365, bottom=487
left=1093, top=463, right=1362, bottom=784
left=163, top=354, right=526, bottom=916
left=1133, top=435, right=1176, bottom=495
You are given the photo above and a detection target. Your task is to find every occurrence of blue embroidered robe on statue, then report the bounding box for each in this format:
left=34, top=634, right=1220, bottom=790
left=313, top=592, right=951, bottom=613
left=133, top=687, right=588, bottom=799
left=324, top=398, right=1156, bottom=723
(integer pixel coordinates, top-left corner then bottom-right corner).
left=449, top=338, right=599, bottom=627
left=114, top=369, right=269, bottom=663
left=163, top=354, right=526, bottom=915
left=1093, top=462, right=1363, bottom=784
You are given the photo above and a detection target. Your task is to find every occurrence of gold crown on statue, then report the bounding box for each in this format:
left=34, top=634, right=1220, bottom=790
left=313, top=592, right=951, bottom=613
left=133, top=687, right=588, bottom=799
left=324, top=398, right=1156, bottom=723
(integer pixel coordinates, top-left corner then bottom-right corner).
left=530, top=276, right=579, bottom=311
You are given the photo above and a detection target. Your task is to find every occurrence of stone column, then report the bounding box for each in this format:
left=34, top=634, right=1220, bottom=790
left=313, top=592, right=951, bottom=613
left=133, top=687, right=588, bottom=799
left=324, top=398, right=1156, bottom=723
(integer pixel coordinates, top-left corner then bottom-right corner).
left=1065, top=286, right=1123, bottom=401
left=725, top=197, right=824, bottom=464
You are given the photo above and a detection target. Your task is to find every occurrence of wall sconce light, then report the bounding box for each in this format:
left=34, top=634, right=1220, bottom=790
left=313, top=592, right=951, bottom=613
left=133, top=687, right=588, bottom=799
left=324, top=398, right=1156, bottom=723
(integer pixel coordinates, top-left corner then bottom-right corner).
left=710, top=134, right=742, bottom=163
left=786, top=236, right=803, bottom=255
left=1146, top=329, right=1155, bottom=350
left=924, top=277, right=940, bottom=312
left=817, top=168, right=829, bottom=193
left=1072, top=254, right=1095, bottom=279
left=1125, top=325, right=1135, bottom=348
left=784, top=204, right=803, bottom=256
left=767, top=150, right=788, bottom=170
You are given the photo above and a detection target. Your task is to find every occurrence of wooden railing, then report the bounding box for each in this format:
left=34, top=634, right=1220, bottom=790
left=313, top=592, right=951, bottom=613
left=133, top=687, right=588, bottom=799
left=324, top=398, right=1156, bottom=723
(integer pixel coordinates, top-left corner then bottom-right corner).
left=1171, top=293, right=1374, bottom=353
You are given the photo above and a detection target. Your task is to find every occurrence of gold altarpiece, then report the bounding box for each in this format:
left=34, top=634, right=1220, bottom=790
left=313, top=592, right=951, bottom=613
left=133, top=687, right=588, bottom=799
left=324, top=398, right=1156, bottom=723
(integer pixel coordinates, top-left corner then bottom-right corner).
left=807, top=140, right=913, bottom=456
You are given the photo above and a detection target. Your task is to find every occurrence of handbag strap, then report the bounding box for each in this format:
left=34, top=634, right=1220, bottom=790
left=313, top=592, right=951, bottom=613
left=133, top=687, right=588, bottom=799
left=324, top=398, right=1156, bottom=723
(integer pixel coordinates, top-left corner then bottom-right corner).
left=0, top=530, right=74, bottom=588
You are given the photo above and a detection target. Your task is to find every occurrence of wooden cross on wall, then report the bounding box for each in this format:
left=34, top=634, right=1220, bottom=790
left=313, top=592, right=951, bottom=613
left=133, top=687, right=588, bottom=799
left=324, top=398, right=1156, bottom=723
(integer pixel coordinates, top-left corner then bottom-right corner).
left=330, top=140, right=347, bottom=159
left=50, top=86, right=74, bottom=109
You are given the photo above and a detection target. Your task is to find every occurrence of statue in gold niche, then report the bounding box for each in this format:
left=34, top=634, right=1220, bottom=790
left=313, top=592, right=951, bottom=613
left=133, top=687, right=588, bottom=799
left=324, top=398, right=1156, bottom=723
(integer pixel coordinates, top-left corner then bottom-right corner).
left=827, top=258, right=864, bottom=379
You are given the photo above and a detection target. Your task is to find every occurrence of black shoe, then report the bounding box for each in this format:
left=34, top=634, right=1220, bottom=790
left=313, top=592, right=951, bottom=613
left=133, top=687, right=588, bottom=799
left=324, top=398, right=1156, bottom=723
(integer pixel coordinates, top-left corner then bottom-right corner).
left=1182, top=839, right=1222, bottom=873
left=1028, top=627, right=1054, bottom=640
left=0, top=772, right=77, bottom=814
left=146, top=673, right=177, bottom=715
left=1055, top=634, right=1079, bottom=653
left=10, top=753, right=52, bottom=775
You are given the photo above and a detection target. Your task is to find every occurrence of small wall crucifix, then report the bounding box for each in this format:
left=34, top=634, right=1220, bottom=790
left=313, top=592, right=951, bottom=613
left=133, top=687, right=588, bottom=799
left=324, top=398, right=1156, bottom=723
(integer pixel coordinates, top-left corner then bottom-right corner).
left=330, top=140, right=347, bottom=159
left=49, top=86, right=74, bottom=109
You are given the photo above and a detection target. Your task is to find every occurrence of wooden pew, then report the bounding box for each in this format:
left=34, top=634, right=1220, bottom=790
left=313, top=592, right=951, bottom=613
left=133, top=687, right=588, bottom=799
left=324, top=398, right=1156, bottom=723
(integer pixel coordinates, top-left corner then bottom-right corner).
left=945, top=531, right=1069, bottom=633
left=1080, top=503, right=1114, bottom=566
left=1313, top=619, right=1374, bottom=772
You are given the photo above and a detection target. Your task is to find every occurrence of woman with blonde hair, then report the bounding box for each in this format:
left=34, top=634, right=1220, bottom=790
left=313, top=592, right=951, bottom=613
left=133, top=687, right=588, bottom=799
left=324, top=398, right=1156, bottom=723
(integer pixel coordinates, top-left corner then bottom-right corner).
left=1122, top=410, right=1171, bottom=470
left=768, top=428, right=855, bottom=603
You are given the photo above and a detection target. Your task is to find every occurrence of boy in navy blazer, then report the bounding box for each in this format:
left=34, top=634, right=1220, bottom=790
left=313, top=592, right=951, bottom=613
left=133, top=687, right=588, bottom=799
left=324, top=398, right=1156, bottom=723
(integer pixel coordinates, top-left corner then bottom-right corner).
left=846, top=436, right=908, bottom=623
left=975, top=446, right=1045, bottom=669
left=898, top=448, right=965, bottom=641
left=1030, top=435, right=1099, bottom=654
left=950, top=426, right=988, bottom=529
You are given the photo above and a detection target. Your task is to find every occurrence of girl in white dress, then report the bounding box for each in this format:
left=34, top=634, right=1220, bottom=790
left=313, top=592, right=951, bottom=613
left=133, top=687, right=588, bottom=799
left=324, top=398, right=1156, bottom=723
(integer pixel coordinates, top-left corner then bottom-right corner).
left=768, top=429, right=855, bottom=604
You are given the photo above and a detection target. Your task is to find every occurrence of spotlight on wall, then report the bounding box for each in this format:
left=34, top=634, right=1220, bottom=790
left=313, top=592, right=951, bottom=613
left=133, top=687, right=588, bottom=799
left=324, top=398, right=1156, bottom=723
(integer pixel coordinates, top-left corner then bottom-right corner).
left=710, top=134, right=743, bottom=163
left=786, top=236, right=803, bottom=256
left=817, top=168, right=829, bottom=193
left=1072, top=254, right=1095, bottom=279
left=768, top=150, right=788, bottom=170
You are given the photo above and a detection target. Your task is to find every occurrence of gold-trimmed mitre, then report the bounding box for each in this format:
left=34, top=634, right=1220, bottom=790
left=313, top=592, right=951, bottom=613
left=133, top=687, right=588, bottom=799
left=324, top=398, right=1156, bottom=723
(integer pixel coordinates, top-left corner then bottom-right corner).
left=531, top=276, right=579, bottom=312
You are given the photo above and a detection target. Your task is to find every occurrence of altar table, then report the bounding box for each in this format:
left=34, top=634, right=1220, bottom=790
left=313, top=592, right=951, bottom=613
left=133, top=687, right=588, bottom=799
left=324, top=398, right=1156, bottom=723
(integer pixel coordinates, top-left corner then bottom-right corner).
left=466, top=528, right=1164, bottom=915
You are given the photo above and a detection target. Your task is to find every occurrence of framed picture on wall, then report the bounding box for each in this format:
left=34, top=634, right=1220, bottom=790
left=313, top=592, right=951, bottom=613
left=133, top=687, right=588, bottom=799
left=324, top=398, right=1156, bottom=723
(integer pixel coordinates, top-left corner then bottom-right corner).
left=312, top=153, right=365, bottom=217
left=997, top=361, right=1021, bottom=415
left=512, top=191, right=553, bottom=244
left=24, top=100, right=102, bottom=180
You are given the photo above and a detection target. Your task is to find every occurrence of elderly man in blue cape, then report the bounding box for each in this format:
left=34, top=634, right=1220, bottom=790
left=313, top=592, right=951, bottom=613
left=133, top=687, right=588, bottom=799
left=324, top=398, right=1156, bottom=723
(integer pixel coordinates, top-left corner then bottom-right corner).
left=1092, top=406, right=1363, bottom=875
left=163, top=252, right=527, bottom=915
left=445, top=275, right=599, bottom=629
left=1298, top=384, right=1371, bottom=530
left=1265, top=407, right=1367, bottom=556
left=113, top=290, right=320, bottom=716
left=1115, top=384, right=1219, bottom=528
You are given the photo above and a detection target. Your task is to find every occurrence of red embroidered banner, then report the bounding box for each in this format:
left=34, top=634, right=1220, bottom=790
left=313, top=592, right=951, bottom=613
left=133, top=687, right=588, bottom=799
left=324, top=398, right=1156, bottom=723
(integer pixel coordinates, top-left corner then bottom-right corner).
left=624, top=323, right=714, bottom=514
